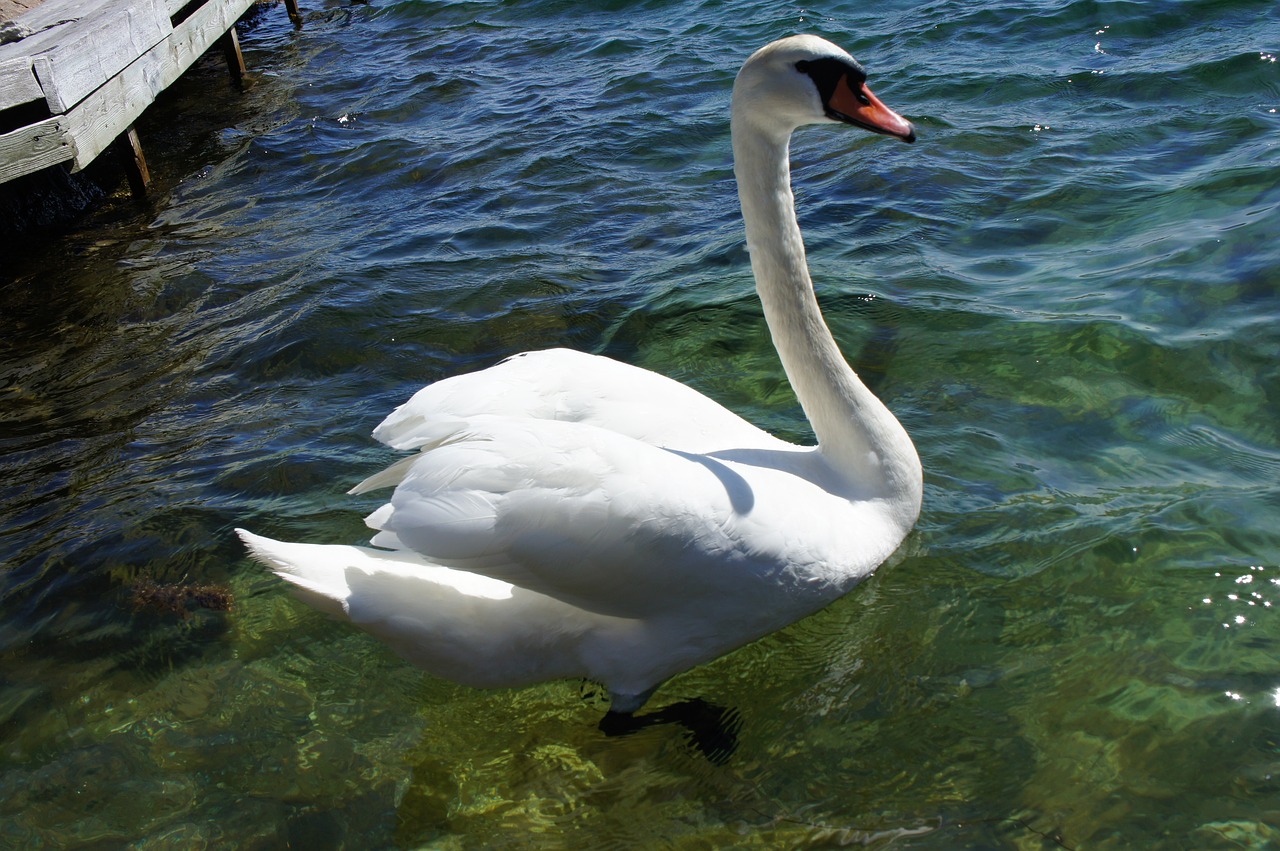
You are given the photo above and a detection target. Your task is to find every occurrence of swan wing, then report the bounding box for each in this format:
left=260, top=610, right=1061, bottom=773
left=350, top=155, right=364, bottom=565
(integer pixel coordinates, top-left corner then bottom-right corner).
left=369, top=349, right=787, bottom=455
left=363, top=416, right=889, bottom=622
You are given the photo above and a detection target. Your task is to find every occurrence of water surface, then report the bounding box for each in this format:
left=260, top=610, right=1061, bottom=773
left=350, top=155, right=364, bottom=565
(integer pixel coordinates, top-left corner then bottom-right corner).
left=2, top=0, right=1279, bottom=846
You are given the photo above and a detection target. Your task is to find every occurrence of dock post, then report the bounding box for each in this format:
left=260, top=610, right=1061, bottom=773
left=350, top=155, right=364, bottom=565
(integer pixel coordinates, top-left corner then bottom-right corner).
left=114, top=126, right=151, bottom=199
left=220, top=27, right=248, bottom=89
left=284, top=0, right=302, bottom=27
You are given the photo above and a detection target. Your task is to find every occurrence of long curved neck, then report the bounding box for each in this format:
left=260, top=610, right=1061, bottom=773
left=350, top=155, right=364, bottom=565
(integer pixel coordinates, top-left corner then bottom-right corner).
left=731, top=119, right=921, bottom=515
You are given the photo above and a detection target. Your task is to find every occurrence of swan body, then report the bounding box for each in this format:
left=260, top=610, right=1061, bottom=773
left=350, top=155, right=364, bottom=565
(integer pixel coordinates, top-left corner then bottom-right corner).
left=238, top=35, right=921, bottom=714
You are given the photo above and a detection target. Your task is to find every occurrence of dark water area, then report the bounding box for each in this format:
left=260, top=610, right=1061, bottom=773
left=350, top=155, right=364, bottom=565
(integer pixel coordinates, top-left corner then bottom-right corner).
left=2, top=0, right=1279, bottom=846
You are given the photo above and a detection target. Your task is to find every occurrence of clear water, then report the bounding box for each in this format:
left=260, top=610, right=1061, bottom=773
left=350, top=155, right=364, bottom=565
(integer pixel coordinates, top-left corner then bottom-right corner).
left=2, top=0, right=1279, bottom=846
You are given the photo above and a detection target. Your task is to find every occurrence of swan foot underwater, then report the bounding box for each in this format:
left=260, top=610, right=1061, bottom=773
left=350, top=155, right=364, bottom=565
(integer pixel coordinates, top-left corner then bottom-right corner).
left=599, top=697, right=743, bottom=766
left=237, top=34, right=921, bottom=761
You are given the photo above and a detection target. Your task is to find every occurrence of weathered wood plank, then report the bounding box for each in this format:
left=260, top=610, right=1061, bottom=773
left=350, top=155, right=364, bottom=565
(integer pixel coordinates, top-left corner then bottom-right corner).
left=0, top=0, right=76, bottom=112
left=0, top=55, right=42, bottom=110
left=2, top=0, right=84, bottom=36
left=0, top=114, right=73, bottom=182
left=168, top=0, right=255, bottom=72
left=2, top=0, right=290, bottom=187
left=0, top=0, right=49, bottom=27
left=30, top=0, right=173, bottom=114
left=64, top=0, right=256, bottom=169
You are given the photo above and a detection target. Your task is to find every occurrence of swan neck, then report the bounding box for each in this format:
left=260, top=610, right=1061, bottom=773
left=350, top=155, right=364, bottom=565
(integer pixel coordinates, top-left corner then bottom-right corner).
left=731, top=119, right=920, bottom=511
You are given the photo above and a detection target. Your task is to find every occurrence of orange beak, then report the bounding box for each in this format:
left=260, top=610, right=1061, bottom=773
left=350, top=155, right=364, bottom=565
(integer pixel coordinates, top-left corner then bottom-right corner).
left=828, top=75, right=916, bottom=143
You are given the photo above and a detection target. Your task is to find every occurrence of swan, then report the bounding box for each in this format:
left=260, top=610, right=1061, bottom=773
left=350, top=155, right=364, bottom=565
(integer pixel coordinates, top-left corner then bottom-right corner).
left=237, top=35, right=921, bottom=724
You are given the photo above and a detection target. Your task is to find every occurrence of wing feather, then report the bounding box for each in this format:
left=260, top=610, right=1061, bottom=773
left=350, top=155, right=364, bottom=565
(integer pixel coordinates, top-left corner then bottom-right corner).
left=370, top=349, right=788, bottom=455
left=364, top=416, right=885, bottom=620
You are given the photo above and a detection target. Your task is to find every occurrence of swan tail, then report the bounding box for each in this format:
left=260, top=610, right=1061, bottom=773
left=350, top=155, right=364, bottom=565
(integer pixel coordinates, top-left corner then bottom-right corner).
left=235, top=528, right=586, bottom=688
left=236, top=528, right=518, bottom=609
left=235, top=528, right=365, bottom=618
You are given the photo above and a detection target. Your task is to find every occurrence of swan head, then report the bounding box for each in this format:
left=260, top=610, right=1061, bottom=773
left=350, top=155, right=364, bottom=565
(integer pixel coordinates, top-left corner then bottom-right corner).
left=732, top=35, right=915, bottom=143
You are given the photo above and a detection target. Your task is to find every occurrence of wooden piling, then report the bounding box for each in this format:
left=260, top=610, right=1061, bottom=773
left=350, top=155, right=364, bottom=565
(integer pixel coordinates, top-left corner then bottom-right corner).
left=219, top=24, right=246, bottom=89
left=113, top=124, right=150, bottom=198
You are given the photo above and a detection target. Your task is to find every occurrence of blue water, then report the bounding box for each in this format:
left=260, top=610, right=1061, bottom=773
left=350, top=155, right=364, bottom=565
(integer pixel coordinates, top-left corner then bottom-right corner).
left=1, top=0, right=1279, bottom=846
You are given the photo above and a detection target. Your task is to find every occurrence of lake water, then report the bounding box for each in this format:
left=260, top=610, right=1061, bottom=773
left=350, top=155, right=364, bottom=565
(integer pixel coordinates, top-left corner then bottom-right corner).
left=2, top=0, right=1279, bottom=846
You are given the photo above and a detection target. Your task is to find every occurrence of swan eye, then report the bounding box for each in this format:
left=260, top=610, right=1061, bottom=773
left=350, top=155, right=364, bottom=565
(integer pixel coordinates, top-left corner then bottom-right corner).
left=795, top=60, right=810, bottom=74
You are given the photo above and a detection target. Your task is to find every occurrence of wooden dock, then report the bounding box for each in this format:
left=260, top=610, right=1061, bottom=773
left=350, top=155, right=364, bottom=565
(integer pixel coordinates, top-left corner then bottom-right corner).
left=0, top=0, right=299, bottom=192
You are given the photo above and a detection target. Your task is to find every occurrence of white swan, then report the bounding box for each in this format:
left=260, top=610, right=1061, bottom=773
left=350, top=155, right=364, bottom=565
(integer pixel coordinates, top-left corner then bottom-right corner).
left=237, top=35, right=921, bottom=718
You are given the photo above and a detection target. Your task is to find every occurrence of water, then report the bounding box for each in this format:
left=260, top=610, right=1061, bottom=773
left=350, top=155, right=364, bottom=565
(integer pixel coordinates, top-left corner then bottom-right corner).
left=1, top=0, right=1278, bottom=846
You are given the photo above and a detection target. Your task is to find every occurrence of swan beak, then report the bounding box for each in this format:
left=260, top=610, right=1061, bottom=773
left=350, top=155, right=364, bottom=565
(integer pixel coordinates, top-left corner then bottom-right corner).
left=828, top=75, right=916, bottom=143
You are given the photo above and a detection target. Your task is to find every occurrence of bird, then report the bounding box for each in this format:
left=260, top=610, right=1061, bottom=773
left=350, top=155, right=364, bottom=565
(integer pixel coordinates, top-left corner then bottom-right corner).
left=237, top=34, right=921, bottom=746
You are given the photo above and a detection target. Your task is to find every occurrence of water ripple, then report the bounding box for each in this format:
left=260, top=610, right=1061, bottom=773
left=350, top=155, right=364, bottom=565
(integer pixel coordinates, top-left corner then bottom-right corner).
left=1, top=0, right=1278, bottom=847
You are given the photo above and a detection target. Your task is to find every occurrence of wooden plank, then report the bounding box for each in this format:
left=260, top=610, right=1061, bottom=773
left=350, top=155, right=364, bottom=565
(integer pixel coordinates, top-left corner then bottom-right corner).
left=168, top=0, right=255, bottom=70
left=2, top=0, right=83, bottom=36
left=0, top=0, right=50, bottom=26
left=0, top=114, right=73, bottom=182
left=3, top=0, right=137, bottom=68
left=161, top=0, right=194, bottom=18
left=30, top=0, right=173, bottom=114
left=1, top=0, right=282, bottom=185
left=0, top=0, right=75, bottom=112
left=0, top=55, right=42, bottom=111
left=64, top=0, right=256, bottom=169
left=0, top=0, right=155, bottom=64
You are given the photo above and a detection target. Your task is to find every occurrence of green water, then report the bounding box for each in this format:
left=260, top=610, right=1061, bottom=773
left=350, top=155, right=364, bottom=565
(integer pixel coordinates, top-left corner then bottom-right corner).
left=2, top=0, right=1279, bottom=847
